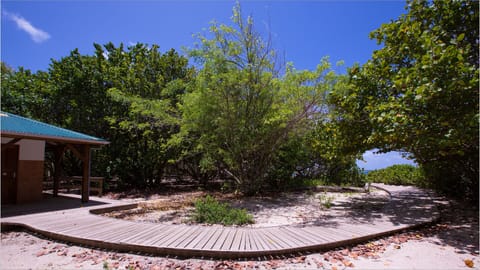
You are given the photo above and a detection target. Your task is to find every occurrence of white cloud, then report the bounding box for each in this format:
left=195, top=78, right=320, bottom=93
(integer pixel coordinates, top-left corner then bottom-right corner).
left=3, top=10, right=50, bottom=43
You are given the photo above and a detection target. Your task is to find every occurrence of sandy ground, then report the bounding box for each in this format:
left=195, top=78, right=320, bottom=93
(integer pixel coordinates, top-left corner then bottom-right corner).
left=0, top=217, right=477, bottom=270
left=1, top=189, right=478, bottom=269
left=101, top=188, right=390, bottom=227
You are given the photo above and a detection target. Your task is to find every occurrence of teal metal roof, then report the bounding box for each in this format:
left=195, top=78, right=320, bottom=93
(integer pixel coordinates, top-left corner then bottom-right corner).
left=1, top=112, right=108, bottom=145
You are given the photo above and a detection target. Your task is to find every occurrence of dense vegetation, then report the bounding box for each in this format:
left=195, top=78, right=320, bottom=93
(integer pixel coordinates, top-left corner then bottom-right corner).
left=366, top=165, right=425, bottom=186
left=330, top=0, right=478, bottom=202
left=1, top=1, right=478, bottom=202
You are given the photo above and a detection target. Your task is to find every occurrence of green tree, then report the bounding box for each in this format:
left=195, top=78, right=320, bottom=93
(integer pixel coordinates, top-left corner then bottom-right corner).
left=182, top=4, right=337, bottom=194
left=1, top=62, right=50, bottom=120
left=2, top=43, right=193, bottom=188
left=90, top=43, right=193, bottom=187
left=47, top=49, right=110, bottom=137
left=330, top=0, right=478, bottom=201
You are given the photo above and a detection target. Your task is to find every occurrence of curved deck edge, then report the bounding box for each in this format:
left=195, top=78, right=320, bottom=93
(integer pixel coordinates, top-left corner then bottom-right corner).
left=1, top=185, right=440, bottom=259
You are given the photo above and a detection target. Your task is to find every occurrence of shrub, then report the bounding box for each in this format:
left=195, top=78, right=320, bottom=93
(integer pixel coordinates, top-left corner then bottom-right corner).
left=192, top=195, right=254, bottom=226
left=366, top=165, right=425, bottom=186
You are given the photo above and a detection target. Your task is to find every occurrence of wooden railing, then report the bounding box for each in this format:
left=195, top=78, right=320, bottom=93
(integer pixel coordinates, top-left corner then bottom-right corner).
left=44, top=176, right=104, bottom=196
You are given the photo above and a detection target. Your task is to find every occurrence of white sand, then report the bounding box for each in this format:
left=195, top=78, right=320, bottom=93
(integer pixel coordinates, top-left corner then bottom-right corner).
left=1, top=188, right=477, bottom=269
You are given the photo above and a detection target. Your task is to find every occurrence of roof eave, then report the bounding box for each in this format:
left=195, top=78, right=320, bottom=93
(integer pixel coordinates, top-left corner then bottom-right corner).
left=1, top=131, right=110, bottom=146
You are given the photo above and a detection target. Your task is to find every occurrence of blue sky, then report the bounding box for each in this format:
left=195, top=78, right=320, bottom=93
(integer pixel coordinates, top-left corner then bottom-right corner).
left=1, top=0, right=416, bottom=170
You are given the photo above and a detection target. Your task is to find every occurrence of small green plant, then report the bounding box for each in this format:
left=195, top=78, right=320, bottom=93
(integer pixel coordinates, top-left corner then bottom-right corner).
left=103, top=261, right=110, bottom=270
left=318, top=193, right=335, bottom=209
left=192, top=195, right=254, bottom=226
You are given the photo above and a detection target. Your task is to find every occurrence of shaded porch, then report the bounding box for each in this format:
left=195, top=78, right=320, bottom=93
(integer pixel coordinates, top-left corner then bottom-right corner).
left=1, top=112, right=109, bottom=204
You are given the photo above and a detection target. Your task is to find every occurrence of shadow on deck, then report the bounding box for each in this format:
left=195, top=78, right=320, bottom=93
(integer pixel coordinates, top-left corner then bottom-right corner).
left=1, top=193, right=107, bottom=218
left=0, top=184, right=446, bottom=259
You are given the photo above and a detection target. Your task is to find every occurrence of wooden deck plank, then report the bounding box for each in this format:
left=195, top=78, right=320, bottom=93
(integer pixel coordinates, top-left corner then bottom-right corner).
left=49, top=219, right=114, bottom=235
left=0, top=184, right=440, bottom=259
left=53, top=218, right=116, bottom=234
left=155, top=226, right=195, bottom=247
left=103, top=223, right=151, bottom=242
left=184, top=226, right=215, bottom=249
left=170, top=226, right=204, bottom=248
left=64, top=221, right=124, bottom=238
left=256, top=229, right=283, bottom=250
left=119, top=223, right=167, bottom=243
left=220, top=228, right=236, bottom=250
left=237, top=229, right=247, bottom=251
left=261, top=228, right=294, bottom=249
left=320, top=227, right=359, bottom=240
left=32, top=215, right=97, bottom=229
left=87, top=222, right=147, bottom=241
left=245, top=230, right=257, bottom=250
left=168, top=226, right=204, bottom=248
left=210, top=227, right=231, bottom=250
left=264, top=227, right=295, bottom=248
left=247, top=230, right=262, bottom=251
left=273, top=227, right=307, bottom=247
left=230, top=228, right=243, bottom=251
left=244, top=229, right=253, bottom=251
left=113, top=223, right=159, bottom=242
left=300, top=227, right=342, bottom=242
left=250, top=230, right=267, bottom=250
left=139, top=225, right=182, bottom=246
left=279, top=227, right=316, bottom=245
left=292, top=227, right=330, bottom=244
left=336, top=224, right=380, bottom=236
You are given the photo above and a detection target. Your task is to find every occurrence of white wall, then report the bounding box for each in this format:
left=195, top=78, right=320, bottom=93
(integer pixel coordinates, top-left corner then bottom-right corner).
left=1, top=138, right=45, bottom=161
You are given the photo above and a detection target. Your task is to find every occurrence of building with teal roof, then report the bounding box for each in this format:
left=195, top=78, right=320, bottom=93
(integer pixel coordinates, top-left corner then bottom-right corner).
left=1, top=112, right=108, bottom=204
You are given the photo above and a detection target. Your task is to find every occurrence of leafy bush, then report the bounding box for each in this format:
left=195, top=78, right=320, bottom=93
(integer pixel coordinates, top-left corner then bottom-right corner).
left=366, top=165, right=425, bottom=186
left=192, top=195, right=254, bottom=226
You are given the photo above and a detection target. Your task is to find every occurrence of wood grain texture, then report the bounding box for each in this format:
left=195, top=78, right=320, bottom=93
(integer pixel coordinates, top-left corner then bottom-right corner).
left=1, top=184, right=440, bottom=259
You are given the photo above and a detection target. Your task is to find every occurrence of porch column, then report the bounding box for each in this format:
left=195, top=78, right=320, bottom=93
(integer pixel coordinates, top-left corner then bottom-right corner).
left=81, top=145, right=91, bottom=203
left=53, top=146, right=66, bottom=197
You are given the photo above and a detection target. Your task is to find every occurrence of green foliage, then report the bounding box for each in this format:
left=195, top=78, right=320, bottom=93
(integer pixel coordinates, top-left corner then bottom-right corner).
left=330, top=0, right=479, bottom=202
left=366, top=164, right=425, bottom=186
left=1, top=3, right=366, bottom=193
left=1, top=43, right=193, bottom=188
left=97, top=44, right=193, bottom=187
left=182, top=3, right=339, bottom=195
left=1, top=63, right=51, bottom=121
left=192, top=195, right=254, bottom=226
left=266, top=128, right=365, bottom=190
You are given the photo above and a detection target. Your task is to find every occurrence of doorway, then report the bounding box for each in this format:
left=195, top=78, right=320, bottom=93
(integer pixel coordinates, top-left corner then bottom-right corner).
left=2, top=146, right=18, bottom=204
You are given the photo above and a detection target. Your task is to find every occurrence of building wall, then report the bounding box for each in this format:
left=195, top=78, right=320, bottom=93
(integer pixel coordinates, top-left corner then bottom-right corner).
left=16, top=160, right=44, bottom=202
left=2, top=138, right=45, bottom=203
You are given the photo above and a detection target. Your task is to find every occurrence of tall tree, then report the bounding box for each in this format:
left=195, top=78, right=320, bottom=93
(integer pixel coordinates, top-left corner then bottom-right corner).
left=99, top=43, right=194, bottom=187
left=2, top=43, right=193, bottom=188
left=182, top=3, right=338, bottom=194
left=330, top=0, right=479, bottom=201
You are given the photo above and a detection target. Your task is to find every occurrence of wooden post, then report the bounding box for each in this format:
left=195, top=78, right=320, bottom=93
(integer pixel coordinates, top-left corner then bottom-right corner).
left=53, top=146, right=66, bottom=197
left=81, top=145, right=91, bottom=203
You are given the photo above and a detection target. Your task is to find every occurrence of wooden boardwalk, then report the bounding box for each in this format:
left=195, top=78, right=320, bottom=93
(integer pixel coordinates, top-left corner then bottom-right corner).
left=1, top=184, right=440, bottom=258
